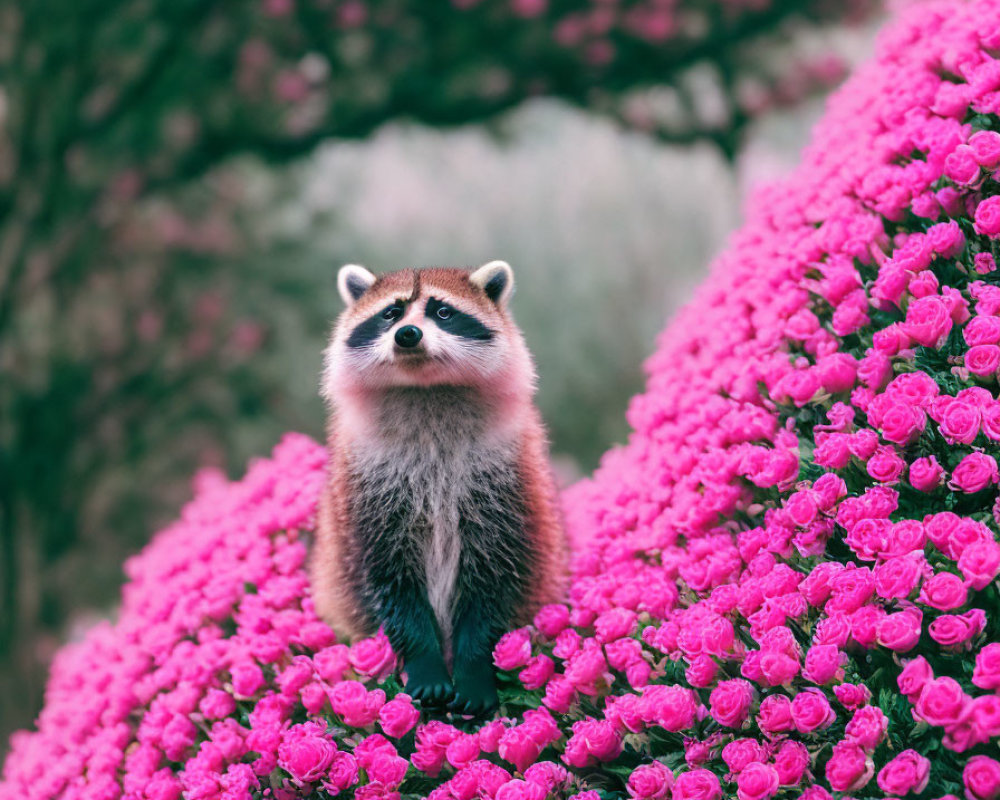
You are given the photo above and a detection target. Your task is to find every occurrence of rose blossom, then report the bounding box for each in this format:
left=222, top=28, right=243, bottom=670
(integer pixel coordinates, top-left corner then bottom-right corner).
left=709, top=680, right=754, bottom=728
left=949, top=452, right=999, bottom=493
left=277, top=722, right=337, bottom=785
left=964, top=756, right=1000, bottom=800
left=910, top=455, right=945, bottom=491
left=902, top=295, right=953, bottom=348
left=929, top=609, right=986, bottom=649
left=790, top=688, right=835, bottom=733
left=494, top=629, right=533, bottom=670
left=974, top=643, right=1000, bottom=690
left=825, top=741, right=873, bottom=793
left=626, top=761, right=674, bottom=800
left=915, top=676, right=970, bottom=727
left=756, top=694, right=793, bottom=735
left=833, top=683, right=870, bottom=710
left=958, top=539, right=1000, bottom=589
left=876, top=607, right=923, bottom=651
left=379, top=694, right=420, bottom=739
left=672, top=769, right=722, bottom=800
left=918, top=571, right=968, bottom=610
left=975, top=196, right=1000, bottom=237
left=736, top=763, right=780, bottom=800
left=876, top=750, right=931, bottom=796
left=844, top=705, right=887, bottom=751
left=773, top=740, right=809, bottom=786
left=966, top=344, right=1000, bottom=377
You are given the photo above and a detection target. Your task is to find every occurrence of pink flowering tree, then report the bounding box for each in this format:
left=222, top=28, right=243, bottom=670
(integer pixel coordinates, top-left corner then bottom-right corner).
left=0, top=0, right=875, bottom=738
left=6, top=0, right=1000, bottom=796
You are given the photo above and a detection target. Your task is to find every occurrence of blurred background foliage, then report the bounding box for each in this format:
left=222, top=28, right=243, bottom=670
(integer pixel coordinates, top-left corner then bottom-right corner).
left=0, top=0, right=880, bottom=751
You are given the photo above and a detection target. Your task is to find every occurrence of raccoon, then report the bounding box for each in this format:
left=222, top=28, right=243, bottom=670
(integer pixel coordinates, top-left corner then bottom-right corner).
left=310, top=261, right=566, bottom=715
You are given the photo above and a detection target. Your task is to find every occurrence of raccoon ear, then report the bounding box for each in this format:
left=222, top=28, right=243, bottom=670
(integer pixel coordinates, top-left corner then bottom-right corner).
left=337, top=264, right=376, bottom=306
left=469, top=260, right=514, bottom=306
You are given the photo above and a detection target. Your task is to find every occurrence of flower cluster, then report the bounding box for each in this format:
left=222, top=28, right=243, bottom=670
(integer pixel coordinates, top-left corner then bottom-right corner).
left=6, top=0, right=1000, bottom=798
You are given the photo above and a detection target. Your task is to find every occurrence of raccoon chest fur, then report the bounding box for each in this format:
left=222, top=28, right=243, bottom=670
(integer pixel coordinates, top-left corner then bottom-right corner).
left=343, top=387, right=525, bottom=649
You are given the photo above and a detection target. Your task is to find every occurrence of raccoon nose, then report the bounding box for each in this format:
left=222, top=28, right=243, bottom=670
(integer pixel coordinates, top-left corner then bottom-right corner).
left=394, top=325, right=423, bottom=348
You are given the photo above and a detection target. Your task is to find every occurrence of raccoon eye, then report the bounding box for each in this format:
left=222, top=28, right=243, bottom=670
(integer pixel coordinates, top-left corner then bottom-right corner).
left=382, top=305, right=402, bottom=321
left=436, top=306, right=453, bottom=320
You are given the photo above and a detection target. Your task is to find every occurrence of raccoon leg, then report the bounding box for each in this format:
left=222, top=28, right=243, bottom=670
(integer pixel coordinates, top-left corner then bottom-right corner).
left=352, top=491, right=453, bottom=707
left=450, top=468, right=532, bottom=717
left=372, top=573, right=453, bottom=707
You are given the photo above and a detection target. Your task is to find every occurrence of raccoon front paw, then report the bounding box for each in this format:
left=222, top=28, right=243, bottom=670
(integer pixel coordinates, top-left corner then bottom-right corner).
left=450, top=667, right=498, bottom=718
left=404, top=655, right=454, bottom=708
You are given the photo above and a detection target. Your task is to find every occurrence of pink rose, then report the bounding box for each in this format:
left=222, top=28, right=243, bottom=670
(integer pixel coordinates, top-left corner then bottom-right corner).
left=976, top=253, right=998, bottom=275
left=721, top=738, right=765, bottom=774
left=672, top=769, right=722, bottom=800
left=519, top=654, right=555, bottom=691
left=928, top=220, right=966, bottom=257
left=974, top=643, right=1000, bottom=690
left=975, top=196, right=1000, bottom=237
left=709, top=679, right=754, bottom=728
left=379, top=694, right=420, bottom=739
left=949, top=453, right=999, bottom=493
left=826, top=741, right=873, bottom=793
left=773, top=740, right=809, bottom=786
left=736, top=763, right=780, bottom=800
left=965, top=315, right=1000, bottom=346
left=639, top=684, right=699, bottom=732
left=967, top=344, right=1000, bottom=377
left=330, top=681, right=384, bottom=727
left=367, top=751, right=409, bottom=787
left=970, top=130, right=1000, bottom=168
left=325, top=752, right=360, bottom=794
left=915, top=677, right=970, bottom=727
left=445, top=734, right=481, bottom=770
left=866, top=446, right=905, bottom=484
left=594, top=608, right=637, bottom=643
left=877, top=750, right=931, bottom=796
left=626, top=761, right=674, bottom=800
left=562, top=719, right=622, bottom=768
left=959, top=539, right=1000, bottom=589
left=757, top=694, right=793, bottom=735
left=499, top=728, right=544, bottom=773
left=685, top=654, right=718, bottom=688
left=350, top=631, right=396, bottom=680
left=902, top=295, right=953, bottom=348
left=845, top=705, right=888, bottom=751
left=815, top=353, right=857, bottom=393
left=494, top=629, right=533, bottom=671
left=314, top=645, right=351, bottom=683
left=876, top=607, right=923, bottom=652
left=939, top=400, right=981, bottom=445
left=879, top=401, right=926, bottom=445
left=758, top=650, right=799, bottom=687
left=278, top=722, right=337, bottom=785
left=873, top=555, right=922, bottom=599
left=945, top=145, right=981, bottom=184
left=802, top=644, right=844, bottom=685
left=930, top=610, right=986, bottom=649
left=910, top=455, right=946, bottom=492
left=533, top=605, right=569, bottom=638
left=231, top=662, right=265, bottom=698
left=964, top=756, right=1000, bottom=800
left=790, top=688, right=835, bottom=733
left=898, top=656, right=934, bottom=702
left=833, top=683, right=871, bottom=710
left=971, top=695, right=1000, bottom=741
left=918, top=571, right=968, bottom=610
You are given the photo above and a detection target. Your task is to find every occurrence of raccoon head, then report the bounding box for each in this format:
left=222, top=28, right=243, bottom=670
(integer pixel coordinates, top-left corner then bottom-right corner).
left=322, top=261, right=535, bottom=398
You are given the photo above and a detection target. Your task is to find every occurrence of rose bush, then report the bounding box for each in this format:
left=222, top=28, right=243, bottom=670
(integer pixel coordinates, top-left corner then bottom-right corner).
left=7, top=0, right=1000, bottom=797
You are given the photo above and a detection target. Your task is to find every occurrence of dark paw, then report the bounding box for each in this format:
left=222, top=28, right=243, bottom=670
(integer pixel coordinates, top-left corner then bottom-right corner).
left=450, top=667, right=499, bottom=718
left=404, top=655, right=454, bottom=708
